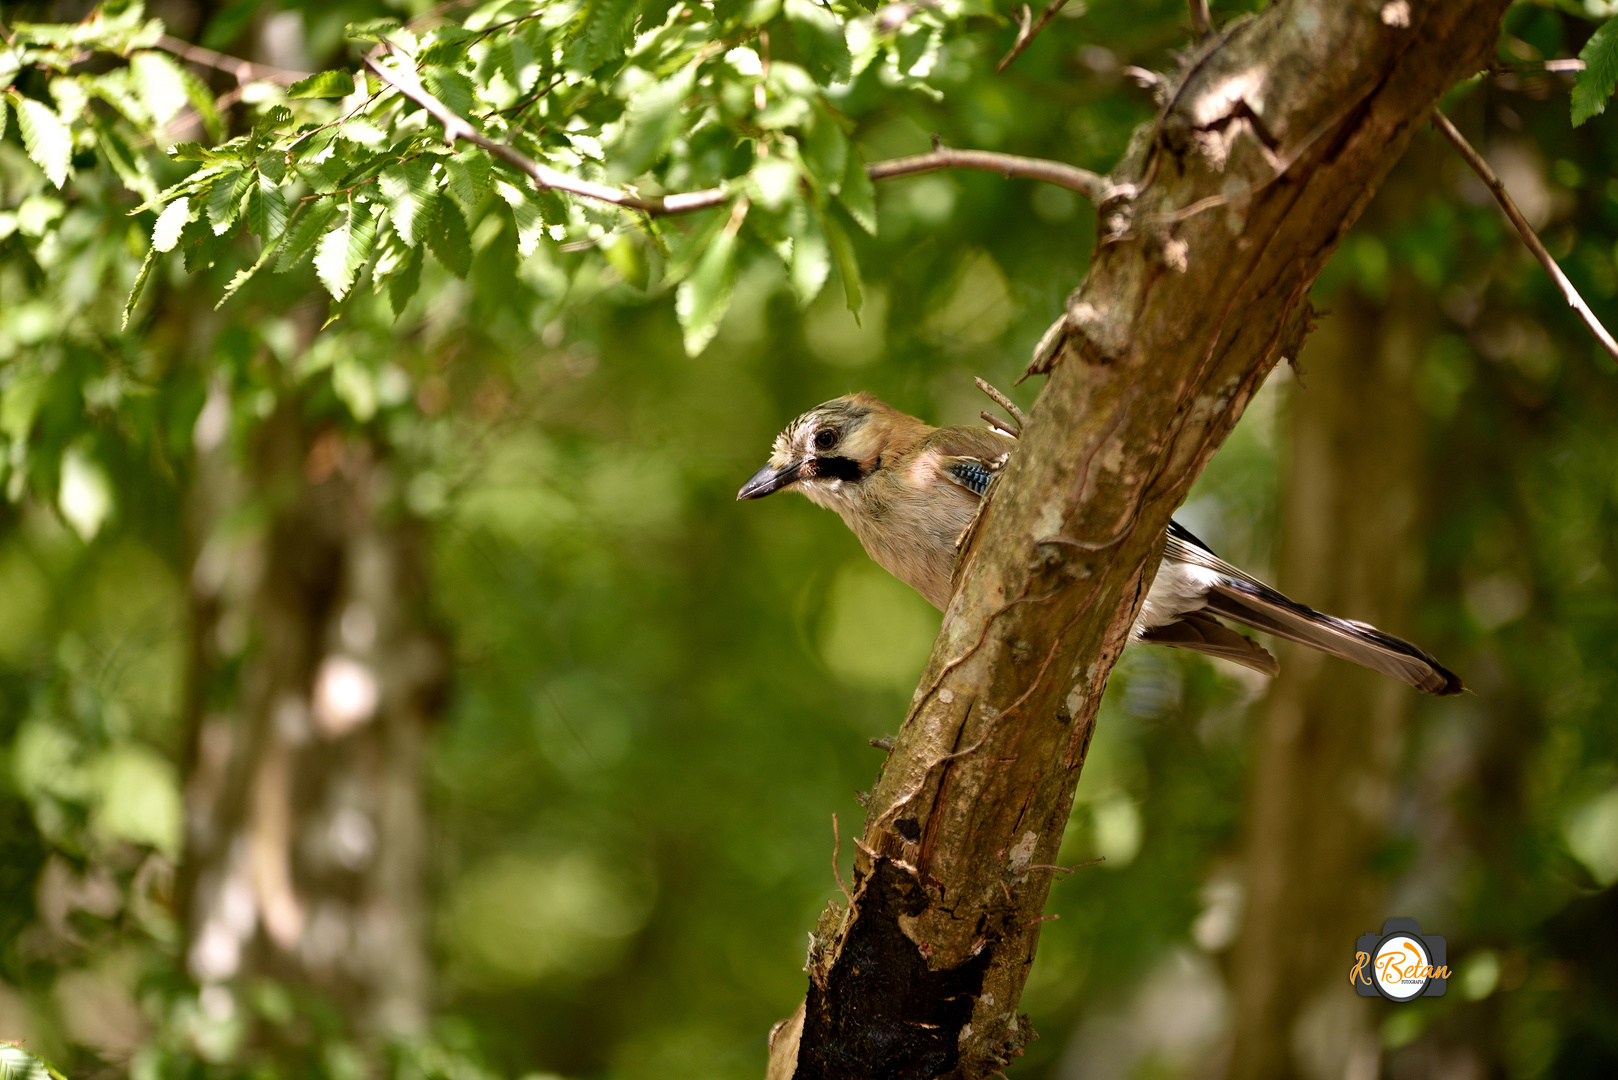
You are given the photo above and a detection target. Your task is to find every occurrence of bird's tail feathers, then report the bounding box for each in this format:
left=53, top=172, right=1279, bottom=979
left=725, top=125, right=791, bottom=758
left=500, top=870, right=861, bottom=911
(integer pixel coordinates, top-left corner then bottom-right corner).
left=1138, top=611, right=1279, bottom=677
left=1202, top=578, right=1463, bottom=696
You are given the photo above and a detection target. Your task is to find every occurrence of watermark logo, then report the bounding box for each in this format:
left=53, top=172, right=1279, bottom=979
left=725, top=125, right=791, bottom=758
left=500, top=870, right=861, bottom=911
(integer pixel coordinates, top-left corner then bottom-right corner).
left=1350, top=918, right=1448, bottom=1001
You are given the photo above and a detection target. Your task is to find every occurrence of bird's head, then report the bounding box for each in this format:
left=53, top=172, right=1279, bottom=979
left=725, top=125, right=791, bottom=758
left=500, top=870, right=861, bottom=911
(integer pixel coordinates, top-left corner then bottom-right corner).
left=736, top=392, right=905, bottom=503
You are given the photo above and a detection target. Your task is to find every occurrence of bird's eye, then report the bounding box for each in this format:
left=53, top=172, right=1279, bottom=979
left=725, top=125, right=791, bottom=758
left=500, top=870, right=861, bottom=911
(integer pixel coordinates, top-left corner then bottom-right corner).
left=814, top=429, right=838, bottom=451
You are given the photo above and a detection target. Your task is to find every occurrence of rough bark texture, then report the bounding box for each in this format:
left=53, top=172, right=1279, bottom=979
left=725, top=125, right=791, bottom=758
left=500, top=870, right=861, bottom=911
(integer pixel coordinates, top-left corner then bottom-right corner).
left=178, top=398, right=446, bottom=1044
left=1226, top=287, right=1428, bottom=1080
left=768, top=2, right=1510, bottom=1076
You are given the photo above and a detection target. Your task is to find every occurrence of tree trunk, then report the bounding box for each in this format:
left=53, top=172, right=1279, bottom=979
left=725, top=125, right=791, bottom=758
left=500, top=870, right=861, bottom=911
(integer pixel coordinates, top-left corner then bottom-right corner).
left=767, top=3, right=1509, bottom=1077
left=1226, top=285, right=1429, bottom=1080
left=178, top=394, right=445, bottom=1047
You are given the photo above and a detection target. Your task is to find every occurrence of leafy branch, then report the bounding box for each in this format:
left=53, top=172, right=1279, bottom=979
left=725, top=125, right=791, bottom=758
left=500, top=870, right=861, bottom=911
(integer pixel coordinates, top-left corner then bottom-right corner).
left=367, top=43, right=1104, bottom=216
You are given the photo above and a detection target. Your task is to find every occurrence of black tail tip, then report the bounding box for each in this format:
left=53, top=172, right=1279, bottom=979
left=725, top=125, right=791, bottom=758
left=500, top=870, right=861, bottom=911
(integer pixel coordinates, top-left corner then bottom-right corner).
left=1429, top=667, right=1465, bottom=696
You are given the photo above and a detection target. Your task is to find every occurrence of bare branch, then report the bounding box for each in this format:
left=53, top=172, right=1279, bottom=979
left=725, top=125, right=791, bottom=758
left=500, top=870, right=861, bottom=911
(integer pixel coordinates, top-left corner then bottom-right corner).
left=367, top=47, right=1107, bottom=215
left=157, top=34, right=308, bottom=86
left=995, top=0, right=1069, bottom=74
left=981, top=412, right=1021, bottom=438
left=974, top=376, right=1029, bottom=432
left=1188, top=0, right=1213, bottom=38
left=1493, top=58, right=1584, bottom=74
left=866, top=146, right=1105, bottom=198
left=1432, top=109, right=1618, bottom=364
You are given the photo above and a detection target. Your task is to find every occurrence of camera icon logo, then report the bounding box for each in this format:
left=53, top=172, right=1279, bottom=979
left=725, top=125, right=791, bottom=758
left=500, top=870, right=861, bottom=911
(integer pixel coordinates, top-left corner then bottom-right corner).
left=1350, top=918, right=1449, bottom=1001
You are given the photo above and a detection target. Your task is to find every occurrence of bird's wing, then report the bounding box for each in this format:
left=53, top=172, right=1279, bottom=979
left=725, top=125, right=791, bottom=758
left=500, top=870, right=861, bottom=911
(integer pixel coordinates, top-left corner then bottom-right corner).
left=1137, top=611, right=1279, bottom=677
left=1164, top=520, right=1463, bottom=696
left=928, top=426, right=1016, bottom=498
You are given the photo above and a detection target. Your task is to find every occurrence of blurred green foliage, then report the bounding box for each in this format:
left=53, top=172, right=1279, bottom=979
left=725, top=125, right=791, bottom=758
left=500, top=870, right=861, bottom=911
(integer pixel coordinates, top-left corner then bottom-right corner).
left=1, top=0, right=1617, bottom=1078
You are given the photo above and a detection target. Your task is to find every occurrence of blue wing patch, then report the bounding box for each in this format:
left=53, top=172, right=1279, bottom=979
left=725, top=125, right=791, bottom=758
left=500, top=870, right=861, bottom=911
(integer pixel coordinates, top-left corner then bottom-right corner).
left=943, top=459, right=997, bottom=496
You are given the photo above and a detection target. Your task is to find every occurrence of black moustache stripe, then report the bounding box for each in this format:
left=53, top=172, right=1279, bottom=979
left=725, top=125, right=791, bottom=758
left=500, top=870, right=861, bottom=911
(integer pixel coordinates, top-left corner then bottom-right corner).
left=814, top=455, right=865, bottom=482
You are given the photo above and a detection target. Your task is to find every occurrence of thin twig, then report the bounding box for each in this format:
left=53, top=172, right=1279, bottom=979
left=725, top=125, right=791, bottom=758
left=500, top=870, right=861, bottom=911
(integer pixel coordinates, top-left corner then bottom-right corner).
left=1188, top=0, right=1212, bottom=38
left=866, top=146, right=1105, bottom=199
left=156, top=34, right=308, bottom=86
left=995, top=0, right=1068, bottom=74
left=1432, top=109, right=1618, bottom=364
left=286, top=91, right=382, bottom=152
left=831, top=814, right=852, bottom=905
left=485, top=73, right=566, bottom=118
left=368, top=45, right=1108, bottom=214
left=1493, top=58, right=1584, bottom=74
left=981, top=413, right=1020, bottom=438
left=974, top=376, right=1029, bottom=429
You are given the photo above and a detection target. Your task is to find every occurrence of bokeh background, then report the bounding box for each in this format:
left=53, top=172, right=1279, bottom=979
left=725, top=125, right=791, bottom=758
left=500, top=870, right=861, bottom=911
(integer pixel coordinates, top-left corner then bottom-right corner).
left=2, top=1, right=1617, bottom=1078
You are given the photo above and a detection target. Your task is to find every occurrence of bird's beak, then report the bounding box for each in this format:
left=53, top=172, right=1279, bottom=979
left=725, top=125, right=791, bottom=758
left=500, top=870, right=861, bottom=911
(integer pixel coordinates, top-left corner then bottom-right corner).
left=737, top=460, right=802, bottom=500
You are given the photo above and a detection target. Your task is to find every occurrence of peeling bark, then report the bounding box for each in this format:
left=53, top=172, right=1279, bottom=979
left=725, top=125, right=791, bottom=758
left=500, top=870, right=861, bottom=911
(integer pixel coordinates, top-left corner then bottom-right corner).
left=768, top=2, right=1509, bottom=1076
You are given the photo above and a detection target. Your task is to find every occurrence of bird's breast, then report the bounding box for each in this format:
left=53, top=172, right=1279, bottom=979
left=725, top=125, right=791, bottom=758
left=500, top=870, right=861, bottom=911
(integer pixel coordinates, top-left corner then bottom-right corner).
left=839, top=473, right=978, bottom=610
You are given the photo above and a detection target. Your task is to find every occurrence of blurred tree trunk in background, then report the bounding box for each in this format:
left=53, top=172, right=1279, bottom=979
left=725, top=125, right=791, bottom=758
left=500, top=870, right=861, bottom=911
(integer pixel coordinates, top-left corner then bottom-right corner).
left=177, top=392, right=446, bottom=1043
left=1226, top=285, right=1430, bottom=1080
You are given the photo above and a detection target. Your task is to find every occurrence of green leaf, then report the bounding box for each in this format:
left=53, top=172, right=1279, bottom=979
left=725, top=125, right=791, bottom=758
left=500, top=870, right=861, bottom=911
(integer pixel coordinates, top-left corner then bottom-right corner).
left=251, top=104, right=294, bottom=140
left=388, top=243, right=424, bottom=317
left=603, top=232, right=649, bottom=290
left=130, top=50, right=190, bottom=126
left=207, top=169, right=247, bottom=235
left=572, top=0, right=641, bottom=72
left=169, top=141, right=220, bottom=162
left=276, top=198, right=341, bottom=273
left=93, top=116, right=157, bottom=200
left=427, top=199, right=472, bottom=278
left=249, top=171, right=288, bottom=242
left=179, top=213, right=229, bottom=272
left=608, top=69, right=695, bottom=180
left=1574, top=19, right=1618, bottom=127
left=257, top=149, right=286, bottom=184
left=153, top=196, right=190, bottom=252
left=839, top=150, right=876, bottom=235
left=217, top=223, right=289, bottom=308
left=0, top=1044, right=65, bottom=1080
left=345, top=18, right=403, bottom=43
left=314, top=204, right=379, bottom=300
left=784, top=0, right=852, bottom=86
left=675, top=204, right=746, bottom=356
left=789, top=203, right=829, bottom=306
left=12, top=95, right=72, bottom=188
left=288, top=70, right=358, bottom=99
left=821, top=204, right=861, bottom=316
left=748, top=157, right=801, bottom=211
left=445, top=148, right=491, bottom=213
left=379, top=159, right=438, bottom=247
left=494, top=179, right=547, bottom=257
left=895, top=24, right=935, bottom=76
left=0, top=96, right=9, bottom=141
left=800, top=107, right=849, bottom=198
left=122, top=243, right=159, bottom=329
left=422, top=66, right=477, bottom=119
